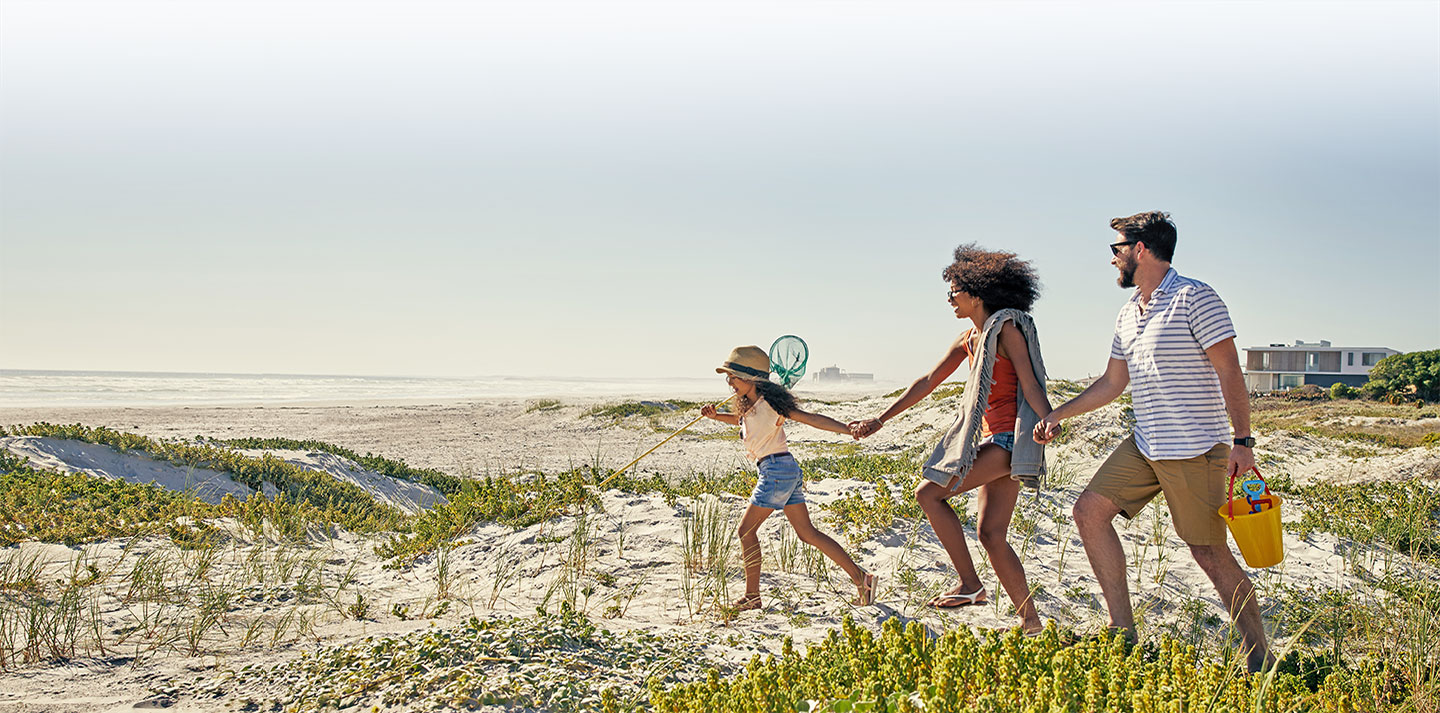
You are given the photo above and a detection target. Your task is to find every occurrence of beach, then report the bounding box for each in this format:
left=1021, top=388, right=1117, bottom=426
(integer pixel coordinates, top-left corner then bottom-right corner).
left=1, top=387, right=1437, bottom=711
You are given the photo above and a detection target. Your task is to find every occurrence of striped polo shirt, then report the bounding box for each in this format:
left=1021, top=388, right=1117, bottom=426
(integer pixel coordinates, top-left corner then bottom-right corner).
left=1110, top=268, right=1236, bottom=460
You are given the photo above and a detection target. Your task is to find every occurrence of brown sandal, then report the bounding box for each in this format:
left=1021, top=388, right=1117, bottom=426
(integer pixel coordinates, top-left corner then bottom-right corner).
left=853, top=572, right=878, bottom=606
left=731, top=593, right=762, bottom=611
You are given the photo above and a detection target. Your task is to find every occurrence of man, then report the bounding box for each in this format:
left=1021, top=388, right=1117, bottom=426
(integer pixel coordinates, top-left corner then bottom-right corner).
left=1034, top=211, right=1271, bottom=672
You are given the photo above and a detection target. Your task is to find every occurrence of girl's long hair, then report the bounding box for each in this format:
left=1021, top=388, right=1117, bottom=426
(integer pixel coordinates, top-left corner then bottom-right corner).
left=737, top=379, right=797, bottom=418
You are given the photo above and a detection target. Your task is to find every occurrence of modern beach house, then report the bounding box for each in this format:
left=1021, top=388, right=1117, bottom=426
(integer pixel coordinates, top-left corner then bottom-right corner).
left=1242, top=340, right=1398, bottom=392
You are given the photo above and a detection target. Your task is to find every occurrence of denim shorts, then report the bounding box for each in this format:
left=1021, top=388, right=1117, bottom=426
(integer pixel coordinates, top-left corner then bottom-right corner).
left=750, top=453, right=805, bottom=509
left=981, top=431, right=1015, bottom=452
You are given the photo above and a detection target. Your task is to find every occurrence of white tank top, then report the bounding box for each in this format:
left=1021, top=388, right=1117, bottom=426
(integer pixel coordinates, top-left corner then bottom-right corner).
left=741, top=398, right=788, bottom=461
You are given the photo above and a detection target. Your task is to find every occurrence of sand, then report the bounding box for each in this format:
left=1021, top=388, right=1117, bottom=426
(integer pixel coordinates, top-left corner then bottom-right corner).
left=0, top=392, right=1436, bottom=711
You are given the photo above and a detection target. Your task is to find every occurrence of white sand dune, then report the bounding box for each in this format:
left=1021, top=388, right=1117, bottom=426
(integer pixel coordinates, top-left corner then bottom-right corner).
left=235, top=448, right=448, bottom=514
left=0, top=435, right=255, bottom=504
left=0, top=436, right=449, bottom=514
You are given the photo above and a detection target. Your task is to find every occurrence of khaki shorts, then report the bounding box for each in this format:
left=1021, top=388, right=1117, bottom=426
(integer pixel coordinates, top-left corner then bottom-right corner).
left=1084, top=435, right=1230, bottom=546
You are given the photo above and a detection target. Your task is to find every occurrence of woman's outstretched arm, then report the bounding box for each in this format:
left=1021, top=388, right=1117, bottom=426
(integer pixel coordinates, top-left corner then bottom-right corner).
left=855, top=333, right=970, bottom=436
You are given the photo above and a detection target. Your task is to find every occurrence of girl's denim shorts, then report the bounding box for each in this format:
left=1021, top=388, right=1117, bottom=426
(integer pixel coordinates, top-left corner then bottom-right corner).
left=981, top=431, right=1015, bottom=452
left=751, top=452, right=805, bottom=509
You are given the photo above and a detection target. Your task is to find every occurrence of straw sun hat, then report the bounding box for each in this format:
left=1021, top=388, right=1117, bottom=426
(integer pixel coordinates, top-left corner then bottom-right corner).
left=716, top=345, right=771, bottom=381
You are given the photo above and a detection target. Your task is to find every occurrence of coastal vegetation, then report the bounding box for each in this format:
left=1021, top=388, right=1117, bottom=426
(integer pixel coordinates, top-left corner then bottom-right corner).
left=0, top=402, right=1436, bottom=710
left=1250, top=398, right=1440, bottom=449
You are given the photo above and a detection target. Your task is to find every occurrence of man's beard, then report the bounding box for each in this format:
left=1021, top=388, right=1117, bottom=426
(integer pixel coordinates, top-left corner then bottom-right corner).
left=1117, top=257, right=1137, bottom=288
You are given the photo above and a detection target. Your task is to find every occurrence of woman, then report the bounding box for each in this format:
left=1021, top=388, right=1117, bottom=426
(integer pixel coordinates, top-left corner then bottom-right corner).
left=852, top=244, right=1051, bottom=634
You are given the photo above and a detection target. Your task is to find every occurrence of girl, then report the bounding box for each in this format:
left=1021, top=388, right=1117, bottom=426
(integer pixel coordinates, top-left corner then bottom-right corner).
left=701, top=345, right=877, bottom=611
left=851, top=244, right=1051, bottom=634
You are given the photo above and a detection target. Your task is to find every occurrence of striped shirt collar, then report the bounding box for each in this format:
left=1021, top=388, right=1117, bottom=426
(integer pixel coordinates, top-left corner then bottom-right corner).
left=1127, top=266, right=1180, bottom=305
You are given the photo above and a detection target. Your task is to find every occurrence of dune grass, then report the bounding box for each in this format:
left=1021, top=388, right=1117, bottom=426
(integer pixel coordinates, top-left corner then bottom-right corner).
left=2, top=419, right=1437, bottom=708
left=224, top=604, right=724, bottom=712
left=803, top=448, right=927, bottom=545
left=648, top=616, right=1410, bottom=713
left=1282, top=479, right=1440, bottom=561
left=1252, top=397, right=1440, bottom=449
left=2, top=424, right=407, bottom=533
left=584, top=400, right=706, bottom=420
left=218, top=435, right=465, bottom=494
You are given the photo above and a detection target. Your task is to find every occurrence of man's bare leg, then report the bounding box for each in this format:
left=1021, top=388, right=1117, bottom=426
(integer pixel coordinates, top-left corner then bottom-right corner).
left=1190, top=544, right=1272, bottom=672
left=1073, top=491, right=1134, bottom=637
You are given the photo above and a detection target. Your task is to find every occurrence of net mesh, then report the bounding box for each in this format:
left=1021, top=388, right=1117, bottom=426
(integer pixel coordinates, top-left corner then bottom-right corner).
left=769, top=335, right=808, bottom=388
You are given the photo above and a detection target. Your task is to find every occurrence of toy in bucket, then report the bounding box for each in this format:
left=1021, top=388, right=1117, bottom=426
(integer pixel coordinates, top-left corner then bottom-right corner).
left=1239, top=477, right=1275, bottom=514
left=1219, top=467, right=1284, bottom=568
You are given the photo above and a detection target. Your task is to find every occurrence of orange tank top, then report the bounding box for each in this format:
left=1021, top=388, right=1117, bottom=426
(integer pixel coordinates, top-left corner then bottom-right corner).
left=967, top=329, right=1019, bottom=436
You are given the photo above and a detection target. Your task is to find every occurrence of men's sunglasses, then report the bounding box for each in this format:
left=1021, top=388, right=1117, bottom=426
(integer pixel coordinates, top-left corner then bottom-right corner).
left=1109, top=240, right=1141, bottom=256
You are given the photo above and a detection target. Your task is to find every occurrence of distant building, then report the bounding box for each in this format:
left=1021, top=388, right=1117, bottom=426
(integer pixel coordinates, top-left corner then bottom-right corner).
left=1242, top=340, right=1399, bottom=391
left=812, top=366, right=874, bottom=383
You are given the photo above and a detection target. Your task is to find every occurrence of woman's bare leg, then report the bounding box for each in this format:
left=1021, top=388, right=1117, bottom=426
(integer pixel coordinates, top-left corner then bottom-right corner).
left=914, top=444, right=1014, bottom=601
left=977, top=475, right=1041, bottom=632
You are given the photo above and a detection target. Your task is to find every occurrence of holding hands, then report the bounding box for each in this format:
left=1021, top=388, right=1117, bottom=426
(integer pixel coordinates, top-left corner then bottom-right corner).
left=1033, top=413, right=1063, bottom=444
left=849, top=417, right=884, bottom=439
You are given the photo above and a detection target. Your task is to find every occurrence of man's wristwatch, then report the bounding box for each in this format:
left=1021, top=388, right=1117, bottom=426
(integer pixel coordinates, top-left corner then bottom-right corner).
left=1233, top=436, right=1256, bottom=448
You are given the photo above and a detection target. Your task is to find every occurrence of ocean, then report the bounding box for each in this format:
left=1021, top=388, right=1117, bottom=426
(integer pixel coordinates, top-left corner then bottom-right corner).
left=0, top=370, right=894, bottom=408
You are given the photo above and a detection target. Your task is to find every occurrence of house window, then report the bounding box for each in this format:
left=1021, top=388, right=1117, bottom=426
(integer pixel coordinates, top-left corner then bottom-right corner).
left=1306, top=353, right=1320, bottom=371
left=1348, top=352, right=1354, bottom=366
left=1261, top=353, right=1271, bottom=369
left=1279, top=374, right=1303, bottom=389
left=1363, top=352, right=1386, bottom=366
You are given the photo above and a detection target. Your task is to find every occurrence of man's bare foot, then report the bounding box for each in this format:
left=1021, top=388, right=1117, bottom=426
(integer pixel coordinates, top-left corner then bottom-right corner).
left=1020, top=620, right=1044, bottom=637
left=731, top=593, right=762, bottom=611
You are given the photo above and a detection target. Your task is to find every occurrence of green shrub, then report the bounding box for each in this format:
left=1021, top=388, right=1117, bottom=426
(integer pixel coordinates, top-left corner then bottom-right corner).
left=218, top=435, right=464, bottom=494
left=1364, top=350, right=1440, bottom=402
left=1329, top=383, right=1358, bottom=400
left=0, top=452, right=214, bottom=546
left=5, top=424, right=407, bottom=534
left=584, top=400, right=704, bottom=420
left=1287, top=480, right=1440, bottom=561
left=648, top=617, right=1401, bottom=712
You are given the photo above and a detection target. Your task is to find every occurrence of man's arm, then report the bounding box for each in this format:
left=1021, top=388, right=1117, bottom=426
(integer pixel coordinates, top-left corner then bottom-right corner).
left=1033, top=357, right=1130, bottom=443
left=1205, top=337, right=1254, bottom=476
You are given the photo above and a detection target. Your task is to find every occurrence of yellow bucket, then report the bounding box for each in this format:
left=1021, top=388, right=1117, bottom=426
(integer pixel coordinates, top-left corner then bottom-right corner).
left=1219, top=494, right=1284, bottom=568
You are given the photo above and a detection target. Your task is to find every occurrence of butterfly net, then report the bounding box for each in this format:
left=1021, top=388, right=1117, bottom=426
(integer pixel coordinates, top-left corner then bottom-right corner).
left=769, top=335, right=809, bottom=388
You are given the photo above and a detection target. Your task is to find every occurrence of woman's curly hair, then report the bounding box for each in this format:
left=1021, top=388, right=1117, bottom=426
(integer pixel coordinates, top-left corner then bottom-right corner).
left=941, top=243, right=1042, bottom=313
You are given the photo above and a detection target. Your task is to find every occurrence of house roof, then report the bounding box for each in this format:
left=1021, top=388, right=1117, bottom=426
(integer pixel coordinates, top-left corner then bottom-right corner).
left=1244, top=345, right=1397, bottom=352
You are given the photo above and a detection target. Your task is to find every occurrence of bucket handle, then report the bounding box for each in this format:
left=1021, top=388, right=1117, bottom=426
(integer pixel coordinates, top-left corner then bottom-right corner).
left=1227, top=466, right=1271, bottom=519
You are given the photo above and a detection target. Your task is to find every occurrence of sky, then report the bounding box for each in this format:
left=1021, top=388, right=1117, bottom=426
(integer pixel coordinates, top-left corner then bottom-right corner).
left=2, top=0, right=1437, bottom=382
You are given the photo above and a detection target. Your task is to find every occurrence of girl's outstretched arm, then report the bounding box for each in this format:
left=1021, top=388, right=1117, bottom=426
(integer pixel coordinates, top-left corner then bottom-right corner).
left=786, top=408, right=853, bottom=436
